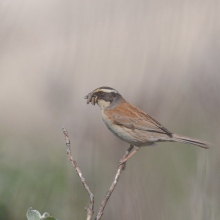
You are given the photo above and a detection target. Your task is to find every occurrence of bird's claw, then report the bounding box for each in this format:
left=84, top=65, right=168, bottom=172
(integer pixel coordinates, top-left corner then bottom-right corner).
left=118, top=159, right=126, bottom=170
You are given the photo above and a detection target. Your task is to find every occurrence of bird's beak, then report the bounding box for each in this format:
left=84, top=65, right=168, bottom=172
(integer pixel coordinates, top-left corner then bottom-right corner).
left=84, top=93, right=98, bottom=105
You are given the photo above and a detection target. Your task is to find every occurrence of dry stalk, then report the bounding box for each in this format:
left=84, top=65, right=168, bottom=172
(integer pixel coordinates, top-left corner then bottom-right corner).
left=62, top=127, right=133, bottom=220
left=95, top=145, right=134, bottom=220
left=62, top=127, right=94, bottom=220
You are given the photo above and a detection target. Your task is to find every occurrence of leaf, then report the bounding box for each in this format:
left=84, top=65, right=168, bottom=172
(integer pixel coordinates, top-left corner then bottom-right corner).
left=26, top=207, right=41, bottom=220
left=26, top=208, right=57, bottom=220
left=41, top=212, right=51, bottom=218
left=41, top=212, right=57, bottom=220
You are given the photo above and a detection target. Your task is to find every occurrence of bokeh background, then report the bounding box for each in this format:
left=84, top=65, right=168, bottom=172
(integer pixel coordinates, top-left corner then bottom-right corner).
left=0, top=1, right=220, bottom=219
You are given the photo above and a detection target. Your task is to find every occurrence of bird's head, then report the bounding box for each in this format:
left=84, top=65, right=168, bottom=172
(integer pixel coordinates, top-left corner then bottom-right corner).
left=85, top=86, right=123, bottom=110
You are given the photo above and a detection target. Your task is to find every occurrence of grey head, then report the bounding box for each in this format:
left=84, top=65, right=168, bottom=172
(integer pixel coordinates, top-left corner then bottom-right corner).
left=85, top=86, right=123, bottom=110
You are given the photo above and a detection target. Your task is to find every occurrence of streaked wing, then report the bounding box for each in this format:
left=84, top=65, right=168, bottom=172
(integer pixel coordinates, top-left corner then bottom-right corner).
left=112, top=113, right=172, bottom=136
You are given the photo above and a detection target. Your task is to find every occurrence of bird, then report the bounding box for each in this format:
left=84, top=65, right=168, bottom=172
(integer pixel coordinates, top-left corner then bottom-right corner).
left=85, top=86, right=209, bottom=165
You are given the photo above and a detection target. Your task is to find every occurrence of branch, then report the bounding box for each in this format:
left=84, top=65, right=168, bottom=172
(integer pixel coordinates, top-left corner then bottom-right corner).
left=95, top=145, right=134, bottom=220
left=62, top=127, right=94, bottom=220
left=62, top=127, right=133, bottom=220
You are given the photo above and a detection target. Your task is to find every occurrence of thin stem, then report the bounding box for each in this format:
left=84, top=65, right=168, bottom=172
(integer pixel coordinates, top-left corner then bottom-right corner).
left=62, top=127, right=94, bottom=220
left=95, top=145, right=134, bottom=220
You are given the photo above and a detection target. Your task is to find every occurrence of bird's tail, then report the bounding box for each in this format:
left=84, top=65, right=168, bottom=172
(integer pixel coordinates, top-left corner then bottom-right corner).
left=172, top=133, right=210, bottom=149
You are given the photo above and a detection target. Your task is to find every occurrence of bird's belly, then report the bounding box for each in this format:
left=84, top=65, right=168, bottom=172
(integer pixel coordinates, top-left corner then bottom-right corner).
left=102, top=115, right=154, bottom=146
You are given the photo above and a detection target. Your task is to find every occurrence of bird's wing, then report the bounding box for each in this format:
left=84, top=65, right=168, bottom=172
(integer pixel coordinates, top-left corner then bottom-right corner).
left=112, top=113, right=172, bottom=136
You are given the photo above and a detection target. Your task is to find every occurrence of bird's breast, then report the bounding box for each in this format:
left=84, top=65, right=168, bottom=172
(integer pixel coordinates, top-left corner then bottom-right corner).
left=101, top=111, right=143, bottom=146
left=101, top=111, right=115, bottom=132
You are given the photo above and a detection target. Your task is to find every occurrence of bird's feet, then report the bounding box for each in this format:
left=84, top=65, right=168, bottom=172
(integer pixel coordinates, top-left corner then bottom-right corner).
left=118, top=159, right=127, bottom=170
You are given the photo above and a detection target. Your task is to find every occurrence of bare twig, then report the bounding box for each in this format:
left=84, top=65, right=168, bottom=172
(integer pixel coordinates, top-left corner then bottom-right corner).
left=62, top=127, right=94, bottom=220
left=62, top=127, right=134, bottom=220
left=95, top=145, right=134, bottom=220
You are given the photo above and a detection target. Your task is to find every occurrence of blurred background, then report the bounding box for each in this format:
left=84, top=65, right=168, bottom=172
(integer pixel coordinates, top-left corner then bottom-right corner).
left=0, top=0, right=219, bottom=219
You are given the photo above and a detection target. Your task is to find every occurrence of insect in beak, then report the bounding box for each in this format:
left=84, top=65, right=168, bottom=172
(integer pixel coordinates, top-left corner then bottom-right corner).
left=84, top=94, right=90, bottom=99
left=84, top=93, right=98, bottom=105
left=91, top=96, right=95, bottom=105
left=91, top=95, right=98, bottom=105
left=84, top=93, right=92, bottom=104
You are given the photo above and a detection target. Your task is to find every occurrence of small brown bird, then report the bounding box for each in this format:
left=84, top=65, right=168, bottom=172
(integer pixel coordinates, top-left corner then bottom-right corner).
left=85, top=86, right=209, bottom=165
